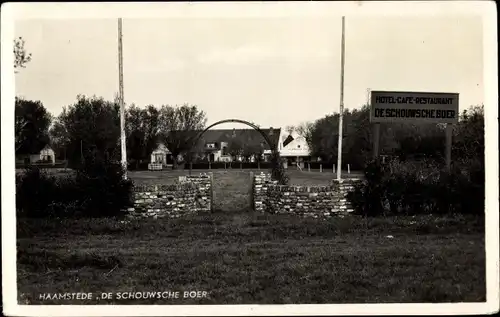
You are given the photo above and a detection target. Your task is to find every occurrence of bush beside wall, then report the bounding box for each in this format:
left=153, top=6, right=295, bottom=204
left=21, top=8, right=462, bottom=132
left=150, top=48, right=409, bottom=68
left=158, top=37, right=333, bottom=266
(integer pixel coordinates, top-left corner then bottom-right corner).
left=16, top=161, right=132, bottom=219
left=347, top=159, right=485, bottom=216
left=74, top=159, right=133, bottom=217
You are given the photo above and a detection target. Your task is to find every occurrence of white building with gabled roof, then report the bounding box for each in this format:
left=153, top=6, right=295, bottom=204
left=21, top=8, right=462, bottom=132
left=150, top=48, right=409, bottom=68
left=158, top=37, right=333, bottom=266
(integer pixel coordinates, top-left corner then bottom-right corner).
left=278, top=131, right=311, bottom=168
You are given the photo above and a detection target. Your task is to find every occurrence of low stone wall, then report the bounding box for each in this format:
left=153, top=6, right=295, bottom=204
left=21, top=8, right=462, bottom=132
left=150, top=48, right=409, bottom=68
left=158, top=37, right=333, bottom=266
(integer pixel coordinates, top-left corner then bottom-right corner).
left=127, top=174, right=212, bottom=218
left=253, top=173, right=278, bottom=212
left=253, top=172, right=361, bottom=218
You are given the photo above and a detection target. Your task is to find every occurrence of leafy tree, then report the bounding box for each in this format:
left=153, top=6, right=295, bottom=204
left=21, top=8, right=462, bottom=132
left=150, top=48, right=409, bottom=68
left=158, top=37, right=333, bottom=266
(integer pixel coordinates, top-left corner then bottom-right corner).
left=143, top=105, right=161, bottom=160
left=227, top=139, right=243, bottom=162
left=126, top=104, right=144, bottom=167
left=451, top=104, right=485, bottom=206
left=125, top=103, right=162, bottom=167
left=51, top=95, right=120, bottom=167
left=452, top=105, right=484, bottom=164
left=307, top=109, right=373, bottom=167
left=242, top=143, right=264, bottom=162
left=125, top=104, right=155, bottom=168
left=341, top=106, right=373, bottom=168
left=158, top=103, right=207, bottom=169
left=49, top=120, right=70, bottom=160
left=15, top=97, right=52, bottom=155
left=309, top=113, right=340, bottom=161
left=14, top=37, right=32, bottom=72
left=305, top=105, right=454, bottom=169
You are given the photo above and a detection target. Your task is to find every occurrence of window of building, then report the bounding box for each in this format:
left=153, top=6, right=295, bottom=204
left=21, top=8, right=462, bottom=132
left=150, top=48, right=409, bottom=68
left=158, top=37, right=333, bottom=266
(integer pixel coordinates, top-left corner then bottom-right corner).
left=155, top=154, right=164, bottom=164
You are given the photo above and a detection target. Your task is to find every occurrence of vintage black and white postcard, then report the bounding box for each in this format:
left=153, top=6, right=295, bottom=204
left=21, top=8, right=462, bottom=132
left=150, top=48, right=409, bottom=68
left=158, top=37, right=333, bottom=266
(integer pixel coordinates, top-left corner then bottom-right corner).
left=1, top=1, right=498, bottom=316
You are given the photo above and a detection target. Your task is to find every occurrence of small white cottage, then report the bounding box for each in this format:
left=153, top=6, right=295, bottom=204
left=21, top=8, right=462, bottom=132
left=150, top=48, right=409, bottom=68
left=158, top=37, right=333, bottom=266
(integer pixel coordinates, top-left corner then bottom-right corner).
left=150, top=143, right=171, bottom=166
left=30, top=145, right=56, bottom=165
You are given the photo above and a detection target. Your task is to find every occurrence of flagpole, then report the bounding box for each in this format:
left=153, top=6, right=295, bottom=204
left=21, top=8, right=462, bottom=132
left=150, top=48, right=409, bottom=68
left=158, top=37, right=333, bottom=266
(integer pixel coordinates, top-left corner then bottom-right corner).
left=118, top=18, right=127, bottom=179
left=336, top=16, right=345, bottom=181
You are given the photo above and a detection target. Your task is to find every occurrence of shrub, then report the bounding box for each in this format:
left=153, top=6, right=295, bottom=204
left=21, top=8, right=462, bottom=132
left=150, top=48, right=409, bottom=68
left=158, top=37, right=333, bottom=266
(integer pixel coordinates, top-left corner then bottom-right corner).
left=16, top=159, right=133, bottom=219
left=442, top=161, right=484, bottom=215
left=269, top=151, right=289, bottom=185
left=209, top=162, right=226, bottom=169
left=74, top=158, right=133, bottom=217
left=347, top=160, right=385, bottom=216
left=16, top=166, right=59, bottom=218
left=44, top=175, right=81, bottom=217
left=347, top=158, right=484, bottom=216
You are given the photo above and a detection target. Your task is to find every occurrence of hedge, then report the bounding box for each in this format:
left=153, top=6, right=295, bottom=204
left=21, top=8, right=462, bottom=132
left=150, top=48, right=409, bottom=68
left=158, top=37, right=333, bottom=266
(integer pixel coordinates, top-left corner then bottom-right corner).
left=347, top=159, right=484, bottom=216
left=16, top=160, right=133, bottom=219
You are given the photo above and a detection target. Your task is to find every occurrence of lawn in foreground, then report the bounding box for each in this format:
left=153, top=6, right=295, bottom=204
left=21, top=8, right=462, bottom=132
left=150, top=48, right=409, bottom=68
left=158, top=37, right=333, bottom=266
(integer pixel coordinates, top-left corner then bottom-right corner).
left=17, top=213, right=485, bottom=304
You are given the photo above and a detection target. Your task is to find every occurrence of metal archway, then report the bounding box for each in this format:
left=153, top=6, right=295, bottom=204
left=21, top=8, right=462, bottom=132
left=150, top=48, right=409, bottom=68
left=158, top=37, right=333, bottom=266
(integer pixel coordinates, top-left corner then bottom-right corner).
left=187, top=118, right=280, bottom=173
left=191, top=119, right=277, bottom=152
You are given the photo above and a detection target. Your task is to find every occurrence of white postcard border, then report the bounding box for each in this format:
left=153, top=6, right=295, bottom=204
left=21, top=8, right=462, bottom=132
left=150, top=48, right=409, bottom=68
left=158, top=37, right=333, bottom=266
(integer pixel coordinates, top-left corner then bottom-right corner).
left=1, top=1, right=498, bottom=316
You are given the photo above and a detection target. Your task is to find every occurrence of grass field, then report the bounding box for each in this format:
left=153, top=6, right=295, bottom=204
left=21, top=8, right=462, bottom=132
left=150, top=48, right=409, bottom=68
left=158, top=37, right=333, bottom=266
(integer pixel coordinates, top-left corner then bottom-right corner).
left=16, top=168, right=363, bottom=185
left=15, top=169, right=485, bottom=304
left=17, top=213, right=485, bottom=304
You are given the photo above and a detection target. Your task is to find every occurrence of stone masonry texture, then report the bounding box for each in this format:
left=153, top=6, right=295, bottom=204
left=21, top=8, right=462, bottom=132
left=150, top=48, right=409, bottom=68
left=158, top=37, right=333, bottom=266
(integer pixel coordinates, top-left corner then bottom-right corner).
left=127, top=173, right=212, bottom=219
left=127, top=172, right=359, bottom=219
left=253, top=172, right=361, bottom=218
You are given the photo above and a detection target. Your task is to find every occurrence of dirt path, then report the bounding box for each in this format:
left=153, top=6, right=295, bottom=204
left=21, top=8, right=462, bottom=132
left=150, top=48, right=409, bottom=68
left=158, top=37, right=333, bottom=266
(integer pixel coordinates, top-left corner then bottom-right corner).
left=211, top=170, right=253, bottom=212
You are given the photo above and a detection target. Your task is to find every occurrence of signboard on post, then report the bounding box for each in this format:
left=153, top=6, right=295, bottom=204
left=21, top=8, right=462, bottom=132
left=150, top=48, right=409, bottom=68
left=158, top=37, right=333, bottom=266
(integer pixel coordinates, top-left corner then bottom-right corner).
left=369, top=90, right=459, bottom=170
left=370, top=91, right=459, bottom=124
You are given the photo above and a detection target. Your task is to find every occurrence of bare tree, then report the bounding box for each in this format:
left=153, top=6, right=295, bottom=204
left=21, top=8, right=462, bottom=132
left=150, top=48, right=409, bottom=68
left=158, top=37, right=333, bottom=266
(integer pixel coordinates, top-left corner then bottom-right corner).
left=14, top=37, right=32, bottom=72
left=158, top=104, right=207, bottom=169
left=296, top=122, right=314, bottom=143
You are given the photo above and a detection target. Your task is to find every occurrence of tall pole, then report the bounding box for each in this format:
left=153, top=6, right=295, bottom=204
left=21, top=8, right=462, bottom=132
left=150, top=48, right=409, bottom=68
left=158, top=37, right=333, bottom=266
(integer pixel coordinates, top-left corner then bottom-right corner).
left=118, top=18, right=127, bottom=179
left=336, top=16, right=346, bottom=181
left=368, top=87, right=381, bottom=160
left=445, top=124, right=452, bottom=171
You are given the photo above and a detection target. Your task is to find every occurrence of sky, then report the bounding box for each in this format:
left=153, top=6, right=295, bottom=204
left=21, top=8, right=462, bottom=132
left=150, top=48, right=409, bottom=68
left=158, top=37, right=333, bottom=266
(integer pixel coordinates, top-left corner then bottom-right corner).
left=14, top=13, right=484, bottom=129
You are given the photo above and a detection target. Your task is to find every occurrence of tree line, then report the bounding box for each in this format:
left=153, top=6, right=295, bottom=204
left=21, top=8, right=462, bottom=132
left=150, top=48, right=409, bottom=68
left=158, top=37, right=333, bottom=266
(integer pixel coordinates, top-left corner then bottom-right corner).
left=16, top=94, right=483, bottom=172
left=294, top=104, right=484, bottom=170
left=16, top=95, right=208, bottom=169
left=16, top=95, right=279, bottom=169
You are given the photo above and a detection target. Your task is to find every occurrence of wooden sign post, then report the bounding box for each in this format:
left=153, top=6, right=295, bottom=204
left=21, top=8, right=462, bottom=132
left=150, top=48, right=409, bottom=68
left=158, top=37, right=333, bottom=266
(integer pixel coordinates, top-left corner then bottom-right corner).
left=372, top=123, right=381, bottom=160
left=445, top=123, right=453, bottom=170
left=370, top=90, right=459, bottom=170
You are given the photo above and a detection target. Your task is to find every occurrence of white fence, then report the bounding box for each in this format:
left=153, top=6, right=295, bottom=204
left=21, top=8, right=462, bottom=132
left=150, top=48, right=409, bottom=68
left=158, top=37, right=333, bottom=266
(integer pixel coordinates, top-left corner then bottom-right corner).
left=148, top=163, right=163, bottom=171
